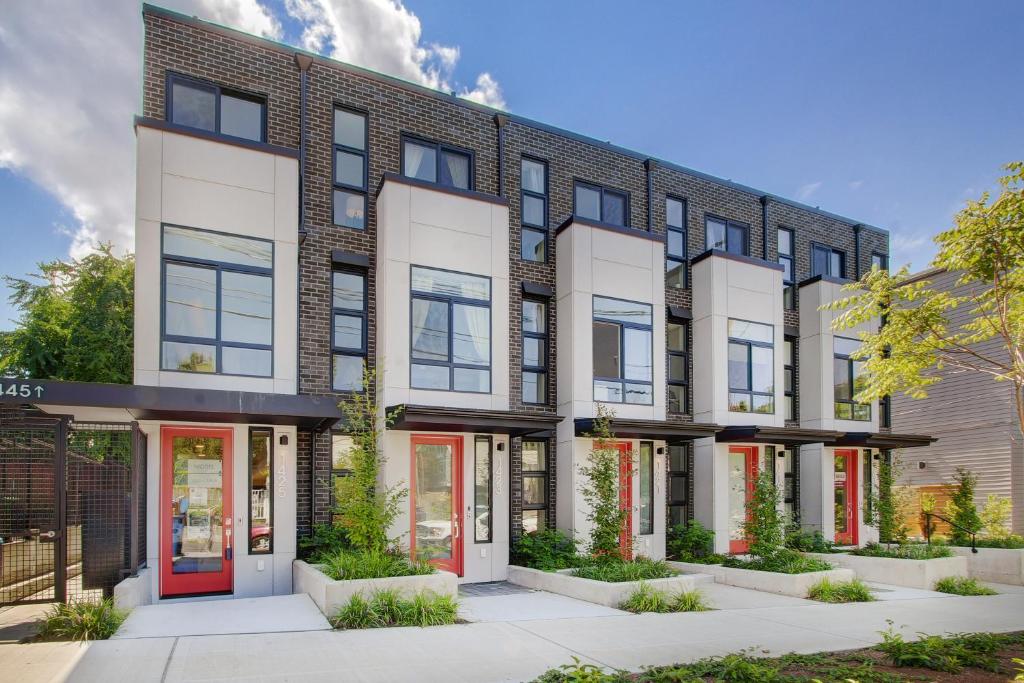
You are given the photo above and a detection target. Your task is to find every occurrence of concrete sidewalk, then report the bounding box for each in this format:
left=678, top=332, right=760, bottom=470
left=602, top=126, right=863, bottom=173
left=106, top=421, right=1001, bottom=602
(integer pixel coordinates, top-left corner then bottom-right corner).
left=66, top=591, right=1024, bottom=682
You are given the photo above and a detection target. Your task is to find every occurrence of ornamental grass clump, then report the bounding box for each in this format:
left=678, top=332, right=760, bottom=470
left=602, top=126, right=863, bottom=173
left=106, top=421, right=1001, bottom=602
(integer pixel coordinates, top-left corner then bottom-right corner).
left=807, top=578, right=874, bottom=603
left=618, top=583, right=710, bottom=613
left=332, top=589, right=458, bottom=629
left=37, top=599, right=127, bottom=642
left=934, top=576, right=998, bottom=596
left=572, top=557, right=677, bottom=583
left=850, top=542, right=953, bottom=560
left=321, top=548, right=434, bottom=581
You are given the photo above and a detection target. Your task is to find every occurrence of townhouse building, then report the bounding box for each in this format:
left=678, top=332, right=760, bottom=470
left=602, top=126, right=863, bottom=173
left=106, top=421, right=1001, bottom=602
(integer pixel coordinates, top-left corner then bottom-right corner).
left=0, top=5, right=934, bottom=605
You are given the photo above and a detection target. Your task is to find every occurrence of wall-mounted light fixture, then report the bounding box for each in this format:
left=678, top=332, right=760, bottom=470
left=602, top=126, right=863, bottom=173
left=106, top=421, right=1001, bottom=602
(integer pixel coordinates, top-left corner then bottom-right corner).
left=279, top=434, right=289, bottom=446
left=918, top=461, right=927, bottom=470
left=656, top=446, right=665, bottom=455
left=496, top=442, right=505, bottom=452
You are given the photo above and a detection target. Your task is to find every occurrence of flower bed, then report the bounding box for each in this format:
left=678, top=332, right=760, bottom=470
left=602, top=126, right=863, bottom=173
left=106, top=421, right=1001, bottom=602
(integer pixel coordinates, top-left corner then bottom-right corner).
left=668, top=560, right=853, bottom=598
left=949, top=546, right=1024, bottom=585
left=804, top=551, right=967, bottom=589
left=507, top=565, right=712, bottom=608
left=293, top=560, right=457, bottom=617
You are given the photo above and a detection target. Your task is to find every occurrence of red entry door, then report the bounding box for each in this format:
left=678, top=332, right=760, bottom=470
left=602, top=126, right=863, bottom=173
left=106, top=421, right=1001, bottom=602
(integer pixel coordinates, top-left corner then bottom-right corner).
left=410, top=435, right=464, bottom=576
left=834, top=449, right=859, bottom=545
left=160, top=426, right=234, bottom=597
left=612, top=442, right=633, bottom=560
left=728, top=446, right=759, bottom=554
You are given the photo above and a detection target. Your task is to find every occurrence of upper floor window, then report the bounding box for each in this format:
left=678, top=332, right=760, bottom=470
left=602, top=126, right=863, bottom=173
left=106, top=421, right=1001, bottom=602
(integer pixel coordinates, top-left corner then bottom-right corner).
left=727, top=319, right=774, bottom=414
left=811, top=244, right=846, bottom=279
left=834, top=336, right=870, bottom=421
left=522, top=299, right=548, bottom=404
left=161, top=225, right=273, bottom=377
left=592, top=296, right=653, bottom=405
left=784, top=336, right=796, bottom=421
left=667, top=320, right=688, bottom=414
left=778, top=228, right=795, bottom=309
left=332, top=269, right=367, bottom=392
left=706, top=216, right=749, bottom=256
left=402, top=136, right=472, bottom=190
left=410, top=266, right=490, bottom=392
left=333, top=108, right=368, bottom=230
left=871, top=252, right=889, bottom=272
left=666, top=197, right=687, bottom=288
left=521, top=158, right=548, bottom=262
left=575, top=181, right=628, bottom=226
left=168, top=74, right=266, bottom=143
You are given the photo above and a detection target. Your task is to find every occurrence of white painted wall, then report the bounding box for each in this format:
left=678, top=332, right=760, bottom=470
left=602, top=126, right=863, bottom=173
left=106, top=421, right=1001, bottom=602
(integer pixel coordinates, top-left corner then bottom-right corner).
left=690, top=255, right=786, bottom=427
left=376, top=179, right=510, bottom=411
left=134, top=125, right=298, bottom=394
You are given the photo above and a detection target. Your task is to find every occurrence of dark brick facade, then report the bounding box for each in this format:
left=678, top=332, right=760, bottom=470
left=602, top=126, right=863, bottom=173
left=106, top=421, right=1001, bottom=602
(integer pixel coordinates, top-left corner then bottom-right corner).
left=141, top=7, right=888, bottom=541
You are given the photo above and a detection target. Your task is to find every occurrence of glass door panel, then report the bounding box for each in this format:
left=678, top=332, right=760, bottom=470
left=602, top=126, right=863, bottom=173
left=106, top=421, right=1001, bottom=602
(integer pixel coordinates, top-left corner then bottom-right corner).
left=834, top=450, right=859, bottom=545
left=412, top=436, right=463, bottom=575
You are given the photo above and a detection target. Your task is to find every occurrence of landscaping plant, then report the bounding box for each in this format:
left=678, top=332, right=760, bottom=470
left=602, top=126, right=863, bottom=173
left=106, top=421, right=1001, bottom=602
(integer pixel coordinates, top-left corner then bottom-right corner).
left=37, top=599, right=127, bottom=642
left=298, top=523, right=350, bottom=562
left=807, top=578, right=875, bottom=603
left=875, top=451, right=910, bottom=544
left=320, top=548, right=434, bottom=581
left=724, top=549, right=832, bottom=574
left=784, top=526, right=834, bottom=553
left=666, top=519, right=721, bottom=562
left=332, top=589, right=457, bottom=629
left=572, top=557, right=677, bottom=582
left=618, top=583, right=710, bottom=613
left=579, top=405, right=631, bottom=560
left=933, top=576, right=998, bottom=596
left=511, top=528, right=582, bottom=571
left=744, top=470, right=785, bottom=560
left=851, top=542, right=953, bottom=560
left=979, top=493, right=1014, bottom=540
left=945, top=467, right=983, bottom=545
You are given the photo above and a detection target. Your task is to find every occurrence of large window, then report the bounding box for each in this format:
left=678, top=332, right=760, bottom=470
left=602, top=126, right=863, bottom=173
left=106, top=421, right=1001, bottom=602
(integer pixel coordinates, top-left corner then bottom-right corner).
left=639, top=442, right=654, bottom=535
left=402, top=136, right=472, bottom=190
left=871, top=252, right=889, bottom=272
left=474, top=436, right=492, bottom=543
left=666, top=197, right=687, bottom=288
left=778, top=228, right=795, bottom=309
left=332, top=269, right=367, bottom=391
left=333, top=108, right=368, bottom=230
left=727, top=319, right=774, bottom=414
left=782, top=449, right=797, bottom=522
left=522, top=299, right=548, bottom=404
left=834, top=336, right=870, bottom=420
left=706, top=216, right=749, bottom=255
left=521, top=158, right=548, bottom=262
left=592, top=296, right=653, bottom=405
left=667, top=320, right=688, bottom=414
left=574, top=181, right=628, bottom=226
left=161, top=225, right=273, bottom=376
left=667, top=444, right=689, bottom=527
left=248, top=428, right=273, bottom=554
left=331, top=434, right=354, bottom=523
left=410, top=266, right=491, bottom=392
left=784, top=336, right=796, bottom=421
left=522, top=440, right=548, bottom=533
left=167, top=73, right=266, bottom=142
left=811, top=244, right=846, bottom=279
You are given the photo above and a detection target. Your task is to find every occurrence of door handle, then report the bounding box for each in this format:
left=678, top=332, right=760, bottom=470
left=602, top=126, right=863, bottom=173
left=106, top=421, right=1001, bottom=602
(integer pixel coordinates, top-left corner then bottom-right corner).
left=453, top=518, right=460, bottom=540
left=224, top=529, right=233, bottom=561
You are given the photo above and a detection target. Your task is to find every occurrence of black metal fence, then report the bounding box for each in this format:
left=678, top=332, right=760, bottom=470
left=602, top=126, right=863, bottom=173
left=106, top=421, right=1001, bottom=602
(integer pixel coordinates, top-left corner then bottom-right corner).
left=0, top=413, right=146, bottom=606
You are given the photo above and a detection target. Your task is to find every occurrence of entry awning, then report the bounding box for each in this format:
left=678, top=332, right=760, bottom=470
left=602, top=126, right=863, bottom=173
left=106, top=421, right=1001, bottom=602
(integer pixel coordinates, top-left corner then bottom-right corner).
left=573, top=418, right=721, bottom=443
left=0, top=379, right=341, bottom=429
left=715, top=425, right=842, bottom=446
left=387, top=404, right=560, bottom=437
left=833, top=431, right=937, bottom=449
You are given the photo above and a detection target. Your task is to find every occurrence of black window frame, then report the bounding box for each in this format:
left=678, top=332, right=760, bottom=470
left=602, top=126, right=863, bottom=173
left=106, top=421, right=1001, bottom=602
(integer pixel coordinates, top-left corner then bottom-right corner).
left=778, top=227, right=795, bottom=310
left=248, top=427, right=274, bottom=555
left=520, top=156, right=549, bottom=263
left=667, top=318, right=689, bottom=415
left=834, top=336, right=871, bottom=421
left=727, top=319, right=775, bottom=414
left=166, top=72, right=267, bottom=143
left=331, top=266, right=368, bottom=393
left=592, top=295, right=654, bottom=405
left=638, top=441, right=655, bottom=535
left=782, top=447, right=798, bottom=522
left=871, top=252, right=889, bottom=272
left=667, top=444, right=690, bottom=528
left=332, top=105, right=369, bottom=230
left=400, top=133, right=475, bottom=191
left=666, top=196, right=688, bottom=288
left=330, top=433, right=355, bottom=522
left=573, top=180, right=630, bottom=227
left=705, top=214, right=750, bottom=256
left=474, top=435, right=493, bottom=544
left=784, top=335, right=797, bottom=422
left=160, top=224, right=275, bottom=378
left=521, top=439, right=549, bottom=533
left=522, top=297, right=549, bottom=405
left=811, top=243, right=847, bottom=279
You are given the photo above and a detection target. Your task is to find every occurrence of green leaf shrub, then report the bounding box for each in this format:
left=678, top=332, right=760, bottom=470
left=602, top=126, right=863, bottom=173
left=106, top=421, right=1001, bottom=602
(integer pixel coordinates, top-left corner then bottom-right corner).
left=320, top=548, right=434, bottom=580
left=332, top=590, right=457, bottom=629
left=850, top=542, right=953, bottom=559
left=807, top=578, right=874, bottom=603
left=618, top=583, right=710, bottom=613
left=933, top=576, right=998, bottom=596
left=37, top=599, right=127, bottom=642
left=511, top=529, right=582, bottom=571
left=572, top=557, right=677, bottom=583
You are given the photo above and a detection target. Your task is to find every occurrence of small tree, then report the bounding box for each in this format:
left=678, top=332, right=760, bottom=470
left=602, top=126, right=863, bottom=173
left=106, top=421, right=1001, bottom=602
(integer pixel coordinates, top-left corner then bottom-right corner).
left=919, top=492, right=938, bottom=539
left=875, top=451, right=910, bottom=543
left=946, top=467, right=982, bottom=545
left=333, top=366, right=405, bottom=554
left=579, top=405, right=631, bottom=560
left=979, top=494, right=1013, bottom=540
left=744, top=470, right=784, bottom=559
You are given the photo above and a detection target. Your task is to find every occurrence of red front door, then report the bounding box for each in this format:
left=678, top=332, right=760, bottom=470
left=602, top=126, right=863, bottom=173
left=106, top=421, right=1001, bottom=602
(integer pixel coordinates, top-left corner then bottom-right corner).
left=160, top=426, right=234, bottom=597
left=410, top=435, right=463, bottom=576
left=834, top=449, right=859, bottom=545
left=612, top=442, right=633, bottom=560
left=728, top=446, right=759, bottom=554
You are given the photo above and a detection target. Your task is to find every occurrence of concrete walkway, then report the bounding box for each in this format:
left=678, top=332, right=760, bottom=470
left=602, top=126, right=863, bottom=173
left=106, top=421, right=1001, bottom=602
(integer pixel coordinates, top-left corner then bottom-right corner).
left=66, top=589, right=1024, bottom=682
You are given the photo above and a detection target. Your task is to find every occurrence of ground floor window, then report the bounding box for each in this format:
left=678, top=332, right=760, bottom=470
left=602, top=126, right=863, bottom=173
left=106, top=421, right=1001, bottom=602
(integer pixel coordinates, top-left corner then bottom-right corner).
left=639, top=442, right=654, bottom=535
left=474, top=436, right=492, bottom=543
left=782, top=448, right=797, bottom=522
left=666, top=444, right=690, bottom=527
left=521, top=440, right=548, bottom=533
left=331, top=434, right=354, bottom=522
left=248, top=428, right=273, bottom=554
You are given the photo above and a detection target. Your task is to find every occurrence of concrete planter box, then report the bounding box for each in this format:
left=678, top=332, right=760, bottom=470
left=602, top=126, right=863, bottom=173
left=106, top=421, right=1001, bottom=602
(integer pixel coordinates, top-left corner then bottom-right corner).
left=292, top=560, right=458, bottom=618
left=667, top=561, right=853, bottom=598
left=950, top=546, right=1024, bottom=585
left=507, top=565, right=712, bottom=608
left=113, top=567, right=153, bottom=610
left=804, top=552, right=968, bottom=589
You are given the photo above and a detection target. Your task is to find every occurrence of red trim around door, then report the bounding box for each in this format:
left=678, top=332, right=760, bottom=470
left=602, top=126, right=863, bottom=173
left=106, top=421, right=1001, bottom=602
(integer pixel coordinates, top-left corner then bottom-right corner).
left=729, top=445, right=759, bottom=554
left=612, top=442, right=634, bottom=560
left=410, top=435, right=464, bottom=576
left=160, top=426, right=234, bottom=598
left=834, top=449, right=859, bottom=546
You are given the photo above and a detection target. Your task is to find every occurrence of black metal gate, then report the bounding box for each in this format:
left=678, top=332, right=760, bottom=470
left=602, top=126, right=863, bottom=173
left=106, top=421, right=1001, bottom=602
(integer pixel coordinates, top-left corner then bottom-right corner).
left=0, top=414, right=146, bottom=606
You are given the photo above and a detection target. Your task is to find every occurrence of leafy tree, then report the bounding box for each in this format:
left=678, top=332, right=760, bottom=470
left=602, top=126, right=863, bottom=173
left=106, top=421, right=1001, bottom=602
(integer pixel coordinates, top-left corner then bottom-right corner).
left=945, top=467, right=983, bottom=544
left=579, top=405, right=631, bottom=560
left=827, top=162, right=1024, bottom=439
left=979, top=494, right=1013, bottom=540
left=873, top=450, right=910, bottom=543
left=743, top=470, right=784, bottom=559
left=0, top=245, right=133, bottom=383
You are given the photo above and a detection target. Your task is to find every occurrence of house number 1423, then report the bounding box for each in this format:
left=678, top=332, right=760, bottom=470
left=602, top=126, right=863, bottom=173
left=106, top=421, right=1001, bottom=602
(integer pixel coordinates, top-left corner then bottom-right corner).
left=1, top=383, right=45, bottom=399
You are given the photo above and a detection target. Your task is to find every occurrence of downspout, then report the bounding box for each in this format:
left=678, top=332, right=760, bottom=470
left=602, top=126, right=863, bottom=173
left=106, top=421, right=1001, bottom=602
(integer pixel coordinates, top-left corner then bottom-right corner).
left=644, top=159, right=656, bottom=231
left=494, top=114, right=508, bottom=198
left=294, top=52, right=314, bottom=534
left=853, top=223, right=863, bottom=280
left=760, top=195, right=770, bottom=260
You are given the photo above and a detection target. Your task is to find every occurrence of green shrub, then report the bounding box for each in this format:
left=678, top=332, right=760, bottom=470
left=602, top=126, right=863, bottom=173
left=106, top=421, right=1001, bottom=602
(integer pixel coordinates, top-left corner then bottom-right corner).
left=572, top=557, right=677, bottom=582
left=807, top=578, right=874, bottom=603
left=876, top=622, right=1012, bottom=673
left=299, top=523, right=350, bottom=562
left=671, top=589, right=711, bottom=613
left=618, top=583, right=710, bottom=613
left=37, top=599, right=127, bottom=642
left=851, top=542, right=953, bottom=559
left=980, top=493, right=1014, bottom=540
left=580, top=406, right=630, bottom=560
left=666, top=519, right=720, bottom=562
left=725, top=548, right=833, bottom=574
left=934, top=576, right=998, bottom=596
left=744, top=470, right=785, bottom=560
left=784, top=527, right=834, bottom=553
left=946, top=467, right=983, bottom=546
left=533, top=657, right=622, bottom=683
left=332, top=590, right=458, bottom=629
left=974, top=535, right=1024, bottom=549
left=512, top=528, right=582, bottom=570
left=320, top=548, right=434, bottom=580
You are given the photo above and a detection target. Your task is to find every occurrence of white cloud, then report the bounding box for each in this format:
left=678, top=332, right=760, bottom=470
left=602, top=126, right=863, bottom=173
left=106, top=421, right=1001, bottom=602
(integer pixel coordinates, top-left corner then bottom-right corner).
left=0, top=0, right=501, bottom=261
left=889, top=230, right=937, bottom=273
left=848, top=179, right=864, bottom=191
left=795, top=180, right=823, bottom=202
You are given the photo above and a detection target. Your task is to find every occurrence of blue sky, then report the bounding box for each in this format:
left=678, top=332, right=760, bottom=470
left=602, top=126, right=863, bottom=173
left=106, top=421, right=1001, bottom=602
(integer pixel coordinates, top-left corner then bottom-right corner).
left=1, top=0, right=1021, bottom=331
